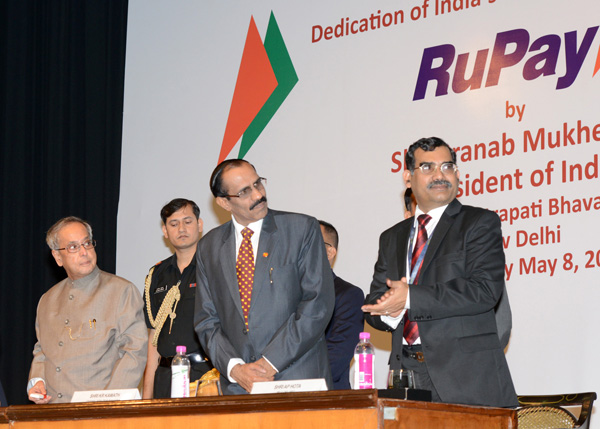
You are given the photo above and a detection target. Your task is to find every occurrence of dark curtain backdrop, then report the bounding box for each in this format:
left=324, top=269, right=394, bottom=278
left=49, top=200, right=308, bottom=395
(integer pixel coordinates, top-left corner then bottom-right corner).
left=0, top=1, right=128, bottom=405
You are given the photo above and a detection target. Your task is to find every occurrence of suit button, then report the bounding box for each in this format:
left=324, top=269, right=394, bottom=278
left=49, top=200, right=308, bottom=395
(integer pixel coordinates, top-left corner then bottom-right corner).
left=250, top=356, right=256, bottom=362
left=58, top=341, right=63, bottom=347
left=57, top=393, right=63, bottom=399
left=56, top=367, right=61, bottom=372
left=396, top=354, right=401, bottom=360
left=243, top=328, right=248, bottom=335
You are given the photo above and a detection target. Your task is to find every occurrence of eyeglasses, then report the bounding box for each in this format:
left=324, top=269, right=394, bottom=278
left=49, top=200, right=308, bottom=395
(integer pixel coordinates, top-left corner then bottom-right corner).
left=56, top=239, right=97, bottom=253
left=413, top=162, right=457, bottom=175
left=224, top=177, right=267, bottom=199
left=323, top=242, right=333, bottom=248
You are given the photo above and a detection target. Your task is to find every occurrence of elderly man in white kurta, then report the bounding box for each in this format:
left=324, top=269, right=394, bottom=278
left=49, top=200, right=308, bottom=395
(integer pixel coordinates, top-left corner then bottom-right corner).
left=27, top=217, right=147, bottom=404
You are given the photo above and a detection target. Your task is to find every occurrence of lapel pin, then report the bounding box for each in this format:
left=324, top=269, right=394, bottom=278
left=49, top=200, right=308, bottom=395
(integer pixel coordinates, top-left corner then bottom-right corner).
left=263, top=252, right=268, bottom=257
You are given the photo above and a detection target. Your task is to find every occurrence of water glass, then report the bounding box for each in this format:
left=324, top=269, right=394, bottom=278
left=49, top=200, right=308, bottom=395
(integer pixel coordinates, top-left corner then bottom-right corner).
left=388, top=369, right=415, bottom=390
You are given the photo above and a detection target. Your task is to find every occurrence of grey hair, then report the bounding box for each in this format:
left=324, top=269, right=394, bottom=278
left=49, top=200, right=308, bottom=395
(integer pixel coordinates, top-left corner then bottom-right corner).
left=46, top=216, right=93, bottom=250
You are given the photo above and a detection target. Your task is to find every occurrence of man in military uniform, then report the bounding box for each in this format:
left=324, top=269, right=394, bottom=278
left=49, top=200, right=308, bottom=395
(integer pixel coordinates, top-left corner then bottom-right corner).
left=142, top=198, right=213, bottom=398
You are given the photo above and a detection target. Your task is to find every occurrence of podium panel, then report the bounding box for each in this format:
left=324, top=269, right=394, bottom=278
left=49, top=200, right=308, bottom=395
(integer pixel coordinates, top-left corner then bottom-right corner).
left=379, top=398, right=517, bottom=429
left=1, top=390, right=516, bottom=428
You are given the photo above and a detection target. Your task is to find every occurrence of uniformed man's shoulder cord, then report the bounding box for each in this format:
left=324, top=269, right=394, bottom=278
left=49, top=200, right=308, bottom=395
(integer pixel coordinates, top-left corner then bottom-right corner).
left=144, top=265, right=181, bottom=347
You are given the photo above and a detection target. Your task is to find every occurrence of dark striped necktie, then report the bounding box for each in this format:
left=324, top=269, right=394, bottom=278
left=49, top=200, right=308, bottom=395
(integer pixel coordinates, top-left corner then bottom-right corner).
left=403, top=214, right=431, bottom=345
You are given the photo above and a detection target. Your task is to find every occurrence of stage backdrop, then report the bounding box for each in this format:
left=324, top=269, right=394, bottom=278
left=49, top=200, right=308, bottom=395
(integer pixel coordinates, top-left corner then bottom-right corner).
left=119, top=0, right=600, bottom=416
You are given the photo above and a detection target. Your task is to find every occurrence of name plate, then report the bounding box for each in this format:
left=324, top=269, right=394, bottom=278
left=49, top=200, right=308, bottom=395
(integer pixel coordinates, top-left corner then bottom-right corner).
left=251, top=378, right=327, bottom=394
left=71, top=388, right=141, bottom=403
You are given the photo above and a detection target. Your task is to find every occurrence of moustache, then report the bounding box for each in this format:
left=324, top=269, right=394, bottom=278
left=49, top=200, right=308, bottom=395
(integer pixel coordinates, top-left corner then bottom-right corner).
left=250, top=196, right=267, bottom=210
left=427, top=180, right=452, bottom=189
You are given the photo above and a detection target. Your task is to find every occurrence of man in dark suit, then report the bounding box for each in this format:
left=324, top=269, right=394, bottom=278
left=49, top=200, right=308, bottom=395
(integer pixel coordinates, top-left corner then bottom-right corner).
left=319, top=220, right=364, bottom=390
left=362, top=137, right=517, bottom=407
left=194, top=159, right=334, bottom=395
left=404, top=188, right=513, bottom=349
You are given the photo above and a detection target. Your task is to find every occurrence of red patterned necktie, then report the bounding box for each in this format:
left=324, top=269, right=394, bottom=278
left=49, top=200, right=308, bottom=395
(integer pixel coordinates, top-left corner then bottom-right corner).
left=403, top=214, right=432, bottom=345
left=236, top=227, right=255, bottom=328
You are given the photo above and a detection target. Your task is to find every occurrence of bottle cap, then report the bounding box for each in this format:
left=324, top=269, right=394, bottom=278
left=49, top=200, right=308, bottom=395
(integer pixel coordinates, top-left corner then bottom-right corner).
left=359, top=332, right=370, bottom=340
left=176, top=345, right=187, bottom=354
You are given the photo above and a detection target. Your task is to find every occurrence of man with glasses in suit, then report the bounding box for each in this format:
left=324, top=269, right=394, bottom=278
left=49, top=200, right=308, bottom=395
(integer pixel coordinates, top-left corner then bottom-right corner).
left=194, top=159, right=334, bottom=395
left=363, top=137, right=517, bottom=407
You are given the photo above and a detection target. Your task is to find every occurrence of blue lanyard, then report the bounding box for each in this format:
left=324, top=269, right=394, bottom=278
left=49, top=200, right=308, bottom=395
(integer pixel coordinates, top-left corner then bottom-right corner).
left=407, top=222, right=431, bottom=284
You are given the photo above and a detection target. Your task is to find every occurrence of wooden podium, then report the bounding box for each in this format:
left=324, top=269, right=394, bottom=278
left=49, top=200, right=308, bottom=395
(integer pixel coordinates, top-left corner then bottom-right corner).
left=0, top=390, right=516, bottom=428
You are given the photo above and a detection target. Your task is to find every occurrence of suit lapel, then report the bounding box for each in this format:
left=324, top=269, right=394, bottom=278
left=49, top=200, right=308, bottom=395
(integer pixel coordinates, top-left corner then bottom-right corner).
left=220, top=222, right=244, bottom=320
left=420, top=199, right=461, bottom=274
left=252, top=210, right=278, bottom=307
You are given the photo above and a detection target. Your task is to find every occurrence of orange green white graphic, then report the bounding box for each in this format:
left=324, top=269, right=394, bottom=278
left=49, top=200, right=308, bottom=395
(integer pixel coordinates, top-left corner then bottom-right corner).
left=218, top=12, right=298, bottom=163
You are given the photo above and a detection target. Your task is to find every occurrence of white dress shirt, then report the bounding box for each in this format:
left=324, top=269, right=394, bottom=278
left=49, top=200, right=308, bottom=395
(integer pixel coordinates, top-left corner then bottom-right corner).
left=380, top=204, right=448, bottom=345
left=227, top=216, right=279, bottom=382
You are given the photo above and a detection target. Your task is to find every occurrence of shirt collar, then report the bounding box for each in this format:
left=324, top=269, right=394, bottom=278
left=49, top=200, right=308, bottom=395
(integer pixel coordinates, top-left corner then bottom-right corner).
left=231, top=216, right=264, bottom=237
left=414, top=204, right=447, bottom=223
left=168, top=253, right=196, bottom=271
left=413, top=204, right=448, bottom=234
left=70, top=266, right=100, bottom=289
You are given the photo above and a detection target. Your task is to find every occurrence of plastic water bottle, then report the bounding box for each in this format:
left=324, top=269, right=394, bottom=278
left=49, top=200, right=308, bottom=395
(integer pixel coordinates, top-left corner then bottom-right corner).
left=171, top=345, right=190, bottom=398
left=353, top=332, right=375, bottom=389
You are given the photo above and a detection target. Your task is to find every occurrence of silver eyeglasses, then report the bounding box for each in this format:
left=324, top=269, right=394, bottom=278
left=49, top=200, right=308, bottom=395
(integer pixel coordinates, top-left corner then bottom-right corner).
left=224, top=177, right=267, bottom=199
left=413, top=162, right=457, bottom=175
left=56, top=239, right=97, bottom=253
